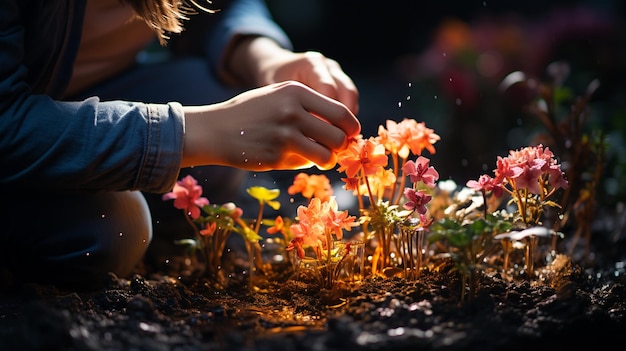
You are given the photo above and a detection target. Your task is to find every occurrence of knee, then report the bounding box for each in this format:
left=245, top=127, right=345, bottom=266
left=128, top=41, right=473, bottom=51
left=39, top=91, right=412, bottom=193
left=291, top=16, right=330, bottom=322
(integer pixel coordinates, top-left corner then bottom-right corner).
left=94, top=191, right=153, bottom=278
left=4, top=191, right=153, bottom=289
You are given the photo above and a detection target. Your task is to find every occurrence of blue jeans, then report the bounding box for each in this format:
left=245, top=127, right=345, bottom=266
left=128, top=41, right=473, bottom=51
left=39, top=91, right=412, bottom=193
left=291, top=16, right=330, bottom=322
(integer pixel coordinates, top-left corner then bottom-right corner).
left=1, top=56, right=246, bottom=289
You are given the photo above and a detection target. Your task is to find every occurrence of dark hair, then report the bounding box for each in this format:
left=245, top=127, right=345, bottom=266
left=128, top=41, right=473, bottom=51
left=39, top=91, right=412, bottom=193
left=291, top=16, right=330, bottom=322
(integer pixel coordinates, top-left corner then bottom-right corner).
left=124, top=0, right=217, bottom=45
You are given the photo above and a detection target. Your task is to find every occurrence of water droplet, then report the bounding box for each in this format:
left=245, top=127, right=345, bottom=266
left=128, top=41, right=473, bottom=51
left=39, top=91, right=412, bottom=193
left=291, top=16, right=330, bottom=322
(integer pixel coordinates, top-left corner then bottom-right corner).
left=240, top=130, right=245, bottom=135
left=397, top=102, right=402, bottom=108
left=258, top=162, right=262, bottom=166
left=142, top=239, right=146, bottom=243
left=85, top=252, right=90, bottom=256
left=434, top=95, right=438, bottom=100
left=289, top=198, right=294, bottom=203
left=241, top=151, right=246, bottom=156
left=406, top=96, right=411, bottom=101
left=408, top=82, right=412, bottom=87
left=449, top=77, right=453, bottom=82
left=165, top=259, right=170, bottom=264
left=244, top=158, right=248, bottom=163
left=101, top=214, right=106, bottom=219
left=119, top=232, right=123, bottom=237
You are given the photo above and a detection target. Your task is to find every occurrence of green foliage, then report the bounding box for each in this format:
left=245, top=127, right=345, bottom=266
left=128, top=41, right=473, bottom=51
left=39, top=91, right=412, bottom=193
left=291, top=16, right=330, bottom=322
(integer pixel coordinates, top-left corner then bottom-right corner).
left=428, top=213, right=513, bottom=301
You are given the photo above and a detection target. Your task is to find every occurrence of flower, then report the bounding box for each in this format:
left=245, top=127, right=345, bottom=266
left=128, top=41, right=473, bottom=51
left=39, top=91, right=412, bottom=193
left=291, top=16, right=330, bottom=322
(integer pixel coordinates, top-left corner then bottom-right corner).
left=403, top=188, right=433, bottom=214
left=286, top=236, right=305, bottom=259
left=466, top=174, right=503, bottom=198
left=288, top=173, right=333, bottom=202
left=336, top=136, right=388, bottom=178
left=362, top=168, right=397, bottom=200
left=247, top=186, right=281, bottom=210
left=402, top=156, right=440, bottom=188
left=321, top=197, right=359, bottom=240
left=289, top=196, right=358, bottom=251
left=162, top=175, right=209, bottom=219
left=377, top=118, right=440, bottom=158
left=266, top=215, right=285, bottom=235
left=199, top=221, right=217, bottom=236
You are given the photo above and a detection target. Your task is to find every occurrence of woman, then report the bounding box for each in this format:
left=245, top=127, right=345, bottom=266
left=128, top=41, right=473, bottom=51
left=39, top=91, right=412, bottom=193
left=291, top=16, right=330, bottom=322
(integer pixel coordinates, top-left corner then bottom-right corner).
left=0, top=0, right=360, bottom=289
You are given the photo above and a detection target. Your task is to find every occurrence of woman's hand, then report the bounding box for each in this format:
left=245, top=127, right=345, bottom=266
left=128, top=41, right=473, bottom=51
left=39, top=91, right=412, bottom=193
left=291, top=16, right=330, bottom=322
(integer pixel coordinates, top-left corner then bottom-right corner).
left=182, top=81, right=361, bottom=171
left=225, top=37, right=359, bottom=115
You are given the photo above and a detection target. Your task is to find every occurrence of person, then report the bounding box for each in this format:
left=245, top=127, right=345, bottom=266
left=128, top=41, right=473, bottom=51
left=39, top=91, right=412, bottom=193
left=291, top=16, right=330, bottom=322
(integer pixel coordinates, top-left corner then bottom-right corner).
left=0, top=0, right=360, bottom=289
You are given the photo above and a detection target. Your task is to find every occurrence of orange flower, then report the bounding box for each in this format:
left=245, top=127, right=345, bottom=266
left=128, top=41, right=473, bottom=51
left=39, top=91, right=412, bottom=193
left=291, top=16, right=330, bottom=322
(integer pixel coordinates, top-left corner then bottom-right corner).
left=321, top=197, right=358, bottom=240
left=199, top=221, right=217, bottom=236
left=337, top=137, right=388, bottom=178
left=287, top=173, right=333, bottom=202
left=266, top=215, right=284, bottom=235
left=377, top=119, right=440, bottom=159
left=365, top=168, right=397, bottom=199
left=406, top=120, right=440, bottom=156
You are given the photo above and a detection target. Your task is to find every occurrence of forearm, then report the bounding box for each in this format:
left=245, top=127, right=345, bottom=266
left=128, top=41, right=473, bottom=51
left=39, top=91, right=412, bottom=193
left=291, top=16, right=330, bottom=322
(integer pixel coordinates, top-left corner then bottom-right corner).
left=222, top=35, right=290, bottom=87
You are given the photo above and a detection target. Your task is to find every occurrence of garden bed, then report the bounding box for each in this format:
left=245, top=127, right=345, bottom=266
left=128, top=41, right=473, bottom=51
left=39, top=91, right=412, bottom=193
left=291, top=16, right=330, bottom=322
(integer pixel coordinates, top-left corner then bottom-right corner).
left=1, top=220, right=624, bottom=351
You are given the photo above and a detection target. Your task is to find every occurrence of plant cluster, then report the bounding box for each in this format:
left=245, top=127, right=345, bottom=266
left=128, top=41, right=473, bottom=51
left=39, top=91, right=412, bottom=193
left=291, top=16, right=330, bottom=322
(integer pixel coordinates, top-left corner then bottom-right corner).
left=162, top=111, right=577, bottom=303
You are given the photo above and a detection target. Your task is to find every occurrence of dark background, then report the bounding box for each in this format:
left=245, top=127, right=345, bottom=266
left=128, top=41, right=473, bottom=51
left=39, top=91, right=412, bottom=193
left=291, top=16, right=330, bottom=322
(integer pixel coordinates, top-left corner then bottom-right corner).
left=264, top=0, right=626, bottom=203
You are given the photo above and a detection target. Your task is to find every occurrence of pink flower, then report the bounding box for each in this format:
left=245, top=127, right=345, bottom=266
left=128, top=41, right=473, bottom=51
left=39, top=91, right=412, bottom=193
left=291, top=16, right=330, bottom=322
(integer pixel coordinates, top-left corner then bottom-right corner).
left=403, top=188, right=432, bottom=214
left=494, top=155, right=523, bottom=184
left=513, top=165, right=544, bottom=194
left=402, top=156, right=439, bottom=188
left=466, top=174, right=503, bottom=198
left=162, top=175, right=209, bottom=219
left=494, top=144, right=568, bottom=194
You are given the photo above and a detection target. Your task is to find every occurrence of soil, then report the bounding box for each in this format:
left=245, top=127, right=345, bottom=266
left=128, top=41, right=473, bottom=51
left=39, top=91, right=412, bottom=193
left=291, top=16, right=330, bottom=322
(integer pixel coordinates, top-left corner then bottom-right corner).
left=1, top=207, right=625, bottom=351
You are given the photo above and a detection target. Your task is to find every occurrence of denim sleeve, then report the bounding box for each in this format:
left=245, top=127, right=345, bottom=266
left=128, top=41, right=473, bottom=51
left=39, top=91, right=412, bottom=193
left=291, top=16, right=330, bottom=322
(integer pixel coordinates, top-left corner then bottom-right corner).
left=0, top=1, right=184, bottom=193
left=206, top=0, right=294, bottom=75
left=0, top=95, right=185, bottom=194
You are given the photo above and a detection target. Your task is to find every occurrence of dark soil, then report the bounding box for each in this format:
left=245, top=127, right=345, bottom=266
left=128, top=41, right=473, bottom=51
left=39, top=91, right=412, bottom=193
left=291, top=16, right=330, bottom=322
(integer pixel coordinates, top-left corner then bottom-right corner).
left=1, top=214, right=625, bottom=351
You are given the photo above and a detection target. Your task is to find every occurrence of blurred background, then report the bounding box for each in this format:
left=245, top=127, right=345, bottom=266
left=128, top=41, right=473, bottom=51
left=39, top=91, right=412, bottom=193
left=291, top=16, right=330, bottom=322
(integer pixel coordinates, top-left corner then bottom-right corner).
left=264, top=0, right=626, bottom=208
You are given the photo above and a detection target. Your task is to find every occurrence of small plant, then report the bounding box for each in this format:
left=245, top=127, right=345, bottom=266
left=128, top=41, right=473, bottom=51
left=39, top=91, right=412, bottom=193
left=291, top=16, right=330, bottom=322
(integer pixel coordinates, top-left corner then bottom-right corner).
left=469, top=144, right=569, bottom=228
left=501, top=63, right=607, bottom=257
left=335, top=119, right=440, bottom=276
left=456, top=144, right=568, bottom=282
left=162, top=175, right=232, bottom=284
left=286, top=196, right=360, bottom=290
left=162, top=176, right=280, bottom=289
left=429, top=205, right=512, bottom=302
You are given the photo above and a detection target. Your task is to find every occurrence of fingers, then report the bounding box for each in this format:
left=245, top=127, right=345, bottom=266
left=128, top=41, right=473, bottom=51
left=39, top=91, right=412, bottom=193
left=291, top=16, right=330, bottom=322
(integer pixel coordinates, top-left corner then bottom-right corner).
left=324, top=58, right=360, bottom=114
left=302, top=52, right=360, bottom=114
left=283, top=81, right=361, bottom=142
left=288, top=83, right=360, bottom=169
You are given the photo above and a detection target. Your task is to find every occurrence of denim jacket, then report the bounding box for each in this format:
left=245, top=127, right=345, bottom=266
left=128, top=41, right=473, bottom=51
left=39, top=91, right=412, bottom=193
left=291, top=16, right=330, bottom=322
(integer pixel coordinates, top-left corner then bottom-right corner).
left=0, top=0, right=291, bottom=193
